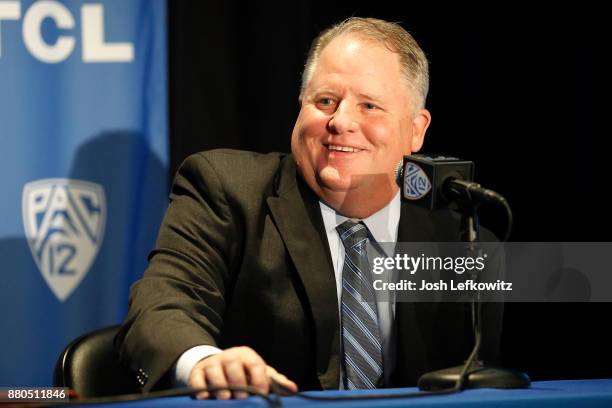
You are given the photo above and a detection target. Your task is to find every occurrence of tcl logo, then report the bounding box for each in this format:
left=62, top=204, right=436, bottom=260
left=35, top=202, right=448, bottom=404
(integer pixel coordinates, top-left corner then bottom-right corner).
left=0, top=1, right=134, bottom=63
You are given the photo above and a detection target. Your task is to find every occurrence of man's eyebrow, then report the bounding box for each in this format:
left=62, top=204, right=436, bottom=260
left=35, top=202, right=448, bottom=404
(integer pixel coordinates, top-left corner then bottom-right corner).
left=358, top=92, right=383, bottom=101
left=312, top=88, right=338, bottom=95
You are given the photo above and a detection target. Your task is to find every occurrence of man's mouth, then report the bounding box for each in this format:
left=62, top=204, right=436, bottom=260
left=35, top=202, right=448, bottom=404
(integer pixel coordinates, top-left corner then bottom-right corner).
left=325, top=144, right=363, bottom=153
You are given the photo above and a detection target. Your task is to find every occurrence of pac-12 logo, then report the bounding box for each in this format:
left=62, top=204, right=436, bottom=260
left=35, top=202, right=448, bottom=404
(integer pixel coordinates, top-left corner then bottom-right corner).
left=22, top=179, right=106, bottom=301
left=404, top=162, right=431, bottom=200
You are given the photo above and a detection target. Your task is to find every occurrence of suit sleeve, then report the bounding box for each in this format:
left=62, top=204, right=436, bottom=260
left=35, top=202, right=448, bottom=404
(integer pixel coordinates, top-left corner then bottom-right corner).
left=115, top=152, right=240, bottom=391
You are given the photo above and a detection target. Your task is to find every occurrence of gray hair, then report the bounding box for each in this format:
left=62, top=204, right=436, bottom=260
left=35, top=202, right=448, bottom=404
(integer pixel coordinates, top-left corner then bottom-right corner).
left=300, top=17, right=429, bottom=112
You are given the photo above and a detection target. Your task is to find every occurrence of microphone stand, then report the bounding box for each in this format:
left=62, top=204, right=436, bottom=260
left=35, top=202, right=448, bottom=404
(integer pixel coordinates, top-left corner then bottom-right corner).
left=417, top=199, right=530, bottom=390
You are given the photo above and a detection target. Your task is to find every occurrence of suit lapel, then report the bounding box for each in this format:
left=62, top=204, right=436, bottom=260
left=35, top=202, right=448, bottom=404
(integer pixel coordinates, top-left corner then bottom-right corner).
left=266, top=157, right=340, bottom=390
left=393, top=203, right=439, bottom=386
left=397, top=202, right=438, bottom=242
left=393, top=203, right=469, bottom=386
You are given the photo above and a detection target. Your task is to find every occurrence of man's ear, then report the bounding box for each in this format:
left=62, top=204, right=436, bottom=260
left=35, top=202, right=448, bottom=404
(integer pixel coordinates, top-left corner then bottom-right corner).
left=410, top=108, right=432, bottom=152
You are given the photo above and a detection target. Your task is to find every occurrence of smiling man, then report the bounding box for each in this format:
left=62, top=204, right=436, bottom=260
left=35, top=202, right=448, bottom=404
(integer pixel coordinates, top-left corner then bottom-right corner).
left=292, top=25, right=430, bottom=219
left=116, top=17, right=502, bottom=400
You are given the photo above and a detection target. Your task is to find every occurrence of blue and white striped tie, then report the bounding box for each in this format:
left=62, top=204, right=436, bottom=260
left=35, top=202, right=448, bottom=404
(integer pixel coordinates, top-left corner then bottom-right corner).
left=337, top=220, right=383, bottom=389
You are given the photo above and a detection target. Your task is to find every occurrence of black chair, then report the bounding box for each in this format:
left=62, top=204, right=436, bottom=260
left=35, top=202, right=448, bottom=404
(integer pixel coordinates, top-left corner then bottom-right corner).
left=54, top=325, right=140, bottom=398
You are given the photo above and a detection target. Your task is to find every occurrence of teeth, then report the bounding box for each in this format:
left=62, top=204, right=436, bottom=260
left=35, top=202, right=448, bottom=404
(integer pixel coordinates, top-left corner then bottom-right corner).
left=327, top=145, right=361, bottom=152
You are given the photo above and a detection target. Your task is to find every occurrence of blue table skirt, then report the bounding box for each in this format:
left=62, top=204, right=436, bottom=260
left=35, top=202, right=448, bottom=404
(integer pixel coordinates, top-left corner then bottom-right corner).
left=73, top=379, right=612, bottom=408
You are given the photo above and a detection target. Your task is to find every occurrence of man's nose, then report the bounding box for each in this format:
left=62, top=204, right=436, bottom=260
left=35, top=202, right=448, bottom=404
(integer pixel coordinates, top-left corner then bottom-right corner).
left=327, top=102, right=358, bottom=135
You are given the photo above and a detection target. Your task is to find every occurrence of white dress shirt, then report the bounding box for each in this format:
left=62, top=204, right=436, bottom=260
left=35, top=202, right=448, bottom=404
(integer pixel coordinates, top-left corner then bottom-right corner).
left=174, top=191, right=402, bottom=387
left=319, top=191, right=400, bottom=387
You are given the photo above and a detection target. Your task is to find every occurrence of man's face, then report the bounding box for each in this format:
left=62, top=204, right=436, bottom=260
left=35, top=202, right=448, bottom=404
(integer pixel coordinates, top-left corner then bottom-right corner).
left=291, top=34, right=430, bottom=213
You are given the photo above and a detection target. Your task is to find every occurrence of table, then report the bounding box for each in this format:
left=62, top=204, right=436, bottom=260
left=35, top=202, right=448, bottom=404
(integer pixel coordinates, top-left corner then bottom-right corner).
left=75, top=379, right=612, bottom=408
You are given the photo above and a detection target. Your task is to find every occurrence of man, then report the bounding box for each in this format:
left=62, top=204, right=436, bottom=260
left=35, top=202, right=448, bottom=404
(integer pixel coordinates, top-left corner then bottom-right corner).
left=116, top=17, right=502, bottom=399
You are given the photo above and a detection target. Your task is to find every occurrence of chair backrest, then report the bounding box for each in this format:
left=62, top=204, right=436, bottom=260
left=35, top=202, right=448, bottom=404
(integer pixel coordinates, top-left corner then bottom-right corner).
left=54, top=325, right=140, bottom=398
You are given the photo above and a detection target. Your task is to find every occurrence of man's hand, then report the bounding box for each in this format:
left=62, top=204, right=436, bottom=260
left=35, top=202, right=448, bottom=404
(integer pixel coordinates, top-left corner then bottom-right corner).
left=188, top=346, right=298, bottom=400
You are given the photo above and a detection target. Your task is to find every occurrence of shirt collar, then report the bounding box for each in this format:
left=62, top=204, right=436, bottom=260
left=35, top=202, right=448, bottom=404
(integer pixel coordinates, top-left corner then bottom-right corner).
left=319, top=190, right=401, bottom=244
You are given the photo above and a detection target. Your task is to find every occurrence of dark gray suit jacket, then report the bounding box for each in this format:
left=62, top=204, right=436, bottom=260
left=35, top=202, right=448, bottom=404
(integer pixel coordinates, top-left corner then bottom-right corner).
left=115, top=149, right=502, bottom=391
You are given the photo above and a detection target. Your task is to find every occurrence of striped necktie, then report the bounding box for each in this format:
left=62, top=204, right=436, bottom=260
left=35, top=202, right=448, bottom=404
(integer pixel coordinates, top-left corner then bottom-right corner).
left=337, top=219, right=384, bottom=389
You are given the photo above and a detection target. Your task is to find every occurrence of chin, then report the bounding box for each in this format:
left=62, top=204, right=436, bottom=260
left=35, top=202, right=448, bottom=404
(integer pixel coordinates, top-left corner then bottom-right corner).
left=316, top=168, right=353, bottom=192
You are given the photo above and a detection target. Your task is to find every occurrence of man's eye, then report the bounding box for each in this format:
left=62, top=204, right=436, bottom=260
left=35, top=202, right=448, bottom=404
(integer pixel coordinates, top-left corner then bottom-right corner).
left=364, top=103, right=378, bottom=110
left=318, top=98, right=334, bottom=106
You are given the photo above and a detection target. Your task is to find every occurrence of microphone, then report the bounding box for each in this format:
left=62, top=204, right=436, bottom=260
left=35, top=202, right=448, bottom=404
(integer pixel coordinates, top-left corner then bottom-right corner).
left=395, top=154, right=507, bottom=209
left=395, top=157, right=526, bottom=390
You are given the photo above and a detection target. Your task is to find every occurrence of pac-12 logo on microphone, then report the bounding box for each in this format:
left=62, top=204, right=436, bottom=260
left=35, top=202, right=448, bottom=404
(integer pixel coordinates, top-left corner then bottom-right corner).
left=404, top=162, right=431, bottom=200
left=22, top=179, right=106, bottom=302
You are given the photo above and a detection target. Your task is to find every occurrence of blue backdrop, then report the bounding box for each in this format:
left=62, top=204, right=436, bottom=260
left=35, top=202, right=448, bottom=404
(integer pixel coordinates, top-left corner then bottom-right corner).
left=0, top=0, right=168, bottom=386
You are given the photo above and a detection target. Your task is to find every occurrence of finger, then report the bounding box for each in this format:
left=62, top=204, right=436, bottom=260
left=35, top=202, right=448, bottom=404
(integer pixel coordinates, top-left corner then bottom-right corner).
left=238, top=347, right=269, bottom=394
left=237, top=347, right=267, bottom=367
left=266, top=366, right=298, bottom=394
left=274, top=373, right=298, bottom=393
left=224, top=359, right=249, bottom=399
left=204, top=364, right=231, bottom=400
left=188, top=365, right=209, bottom=399
left=246, top=362, right=269, bottom=394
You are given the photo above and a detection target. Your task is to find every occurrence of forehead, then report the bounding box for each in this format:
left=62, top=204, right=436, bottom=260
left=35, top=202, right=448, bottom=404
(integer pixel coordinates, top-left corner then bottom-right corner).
left=308, top=34, right=404, bottom=95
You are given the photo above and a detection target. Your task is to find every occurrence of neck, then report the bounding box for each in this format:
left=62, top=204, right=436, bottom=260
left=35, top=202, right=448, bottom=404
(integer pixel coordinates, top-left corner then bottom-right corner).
left=320, top=179, right=399, bottom=219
